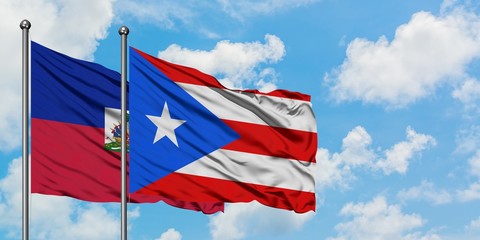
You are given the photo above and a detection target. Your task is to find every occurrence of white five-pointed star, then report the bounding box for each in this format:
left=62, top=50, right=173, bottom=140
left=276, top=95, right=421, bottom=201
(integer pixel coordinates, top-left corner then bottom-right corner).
left=146, top=102, right=186, bottom=147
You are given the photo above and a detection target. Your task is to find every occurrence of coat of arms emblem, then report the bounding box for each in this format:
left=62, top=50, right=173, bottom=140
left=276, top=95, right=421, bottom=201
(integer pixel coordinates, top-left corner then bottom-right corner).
left=104, top=107, right=129, bottom=152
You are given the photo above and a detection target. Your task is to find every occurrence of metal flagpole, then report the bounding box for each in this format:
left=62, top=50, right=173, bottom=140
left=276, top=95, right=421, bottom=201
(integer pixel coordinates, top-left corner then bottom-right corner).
left=119, top=25, right=129, bottom=240
left=20, top=19, right=31, bottom=240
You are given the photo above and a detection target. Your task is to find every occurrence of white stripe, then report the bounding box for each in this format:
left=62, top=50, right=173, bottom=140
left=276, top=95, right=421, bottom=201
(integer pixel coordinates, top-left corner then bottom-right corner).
left=178, top=83, right=316, bottom=132
left=176, top=149, right=315, bottom=192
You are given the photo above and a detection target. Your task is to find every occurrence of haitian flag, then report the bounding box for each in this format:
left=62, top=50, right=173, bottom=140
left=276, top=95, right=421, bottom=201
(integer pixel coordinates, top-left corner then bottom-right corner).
left=129, top=47, right=317, bottom=213
left=30, top=41, right=222, bottom=214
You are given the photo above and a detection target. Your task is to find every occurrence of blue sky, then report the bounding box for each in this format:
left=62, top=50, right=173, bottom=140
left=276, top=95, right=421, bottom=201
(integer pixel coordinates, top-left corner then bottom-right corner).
left=1, top=0, right=480, bottom=239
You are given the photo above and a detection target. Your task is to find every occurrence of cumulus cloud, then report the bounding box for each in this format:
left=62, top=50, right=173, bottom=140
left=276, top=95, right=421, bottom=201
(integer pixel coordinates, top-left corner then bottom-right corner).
left=326, top=7, right=480, bottom=108
left=397, top=180, right=452, bottom=205
left=209, top=202, right=314, bottom=240
left=158, top=34, right=285, bottom=91
left=0, top=0, right=114, bottom=152
left=339, top=126, right=376, bottom=167
left=457, top=182, right=480, bottom=202
left=315, top=148, right=354, bottom=190
left=33, top=201, right=119, bottom=240
left=375, top=127, right=436, bottom=175
left=328, top=196, right=437, bottom=240
left=316, top=126, right=436, bottom=190
left=0, top=157, right=119, bottom=239
left=315, top=126, right=375, bottom=190
left=155, top=228, right=182, bottom=240
left=452, top=78, right=480, bottom=112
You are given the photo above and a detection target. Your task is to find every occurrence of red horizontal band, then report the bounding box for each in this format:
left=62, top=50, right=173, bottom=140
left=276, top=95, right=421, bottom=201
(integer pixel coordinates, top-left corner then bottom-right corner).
left=133, top=48, right=311, bottom=101
left=32, top=118, right=121, bottom=201
left=136, top=172, right=316, bottom=213
left=31, top=118, right=223, bottom=214
left=221, top=120, right=317, bottom=162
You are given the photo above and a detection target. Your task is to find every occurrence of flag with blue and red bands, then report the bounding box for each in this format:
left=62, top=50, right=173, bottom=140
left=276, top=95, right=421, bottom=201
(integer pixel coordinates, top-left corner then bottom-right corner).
left=30, top=41, right=223, bottom=214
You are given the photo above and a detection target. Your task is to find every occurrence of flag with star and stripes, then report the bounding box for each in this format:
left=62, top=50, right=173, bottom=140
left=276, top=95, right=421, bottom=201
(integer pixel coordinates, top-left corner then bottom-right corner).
left=129, top=47, right=317, bottom=213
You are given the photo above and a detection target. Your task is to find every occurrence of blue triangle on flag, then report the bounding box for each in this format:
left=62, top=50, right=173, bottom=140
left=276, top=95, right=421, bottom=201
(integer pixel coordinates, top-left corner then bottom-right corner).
left=129, top=49, right=240, bottom=193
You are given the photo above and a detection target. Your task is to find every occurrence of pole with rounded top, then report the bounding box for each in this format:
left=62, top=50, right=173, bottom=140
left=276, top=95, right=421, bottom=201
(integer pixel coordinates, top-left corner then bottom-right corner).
left=119, top=25, right=129, bottom=240
left=20, top=19, right=32, bottom=240
left=20, top=19, right=31, bottom=240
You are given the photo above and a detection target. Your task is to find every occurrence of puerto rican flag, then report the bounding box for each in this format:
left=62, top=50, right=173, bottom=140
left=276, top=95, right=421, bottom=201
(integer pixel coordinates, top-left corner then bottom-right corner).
left=129, top=48, right=317, bottom=213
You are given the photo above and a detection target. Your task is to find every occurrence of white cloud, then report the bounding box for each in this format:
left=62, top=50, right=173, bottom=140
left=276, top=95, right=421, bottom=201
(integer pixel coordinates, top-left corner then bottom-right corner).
left=468, top=150, right=480, bottom=178
left=440, top=0, right=460, bottom=13
left=126, top=206, right=141, bottom=232
left=457, top=182, right=480, bottom=202
left=155, top=228, right=182, bottom=240
left=375, top=127, right=436, bottom=175
left=3, top=0, right=114, bottom=60
left=316, top=126, right=435, bottom=190
left=455, top=125, right=480, bottom=154
left=452, top=78, right=480, bottom=111
left=397, top=180, right=452, bottom=205
left=456, top=149, right=480, bottom=202
left=158, top=34, right=285, bottom=91
left=339, top=126, right=376, bottom=167
left=315, top=126, right=375, bottom=190
left=0, top=157, right=23, bottom=231
left=35, top=201, right=119, bottom=240
left=0, top=157, right=120, bottom=239
left=128, top=206, right=141, bottom=219
left=209, top=202, right=314, bottom=240
left=217, top=0, right=319, bottom=21
left=328, top=196, right=434, bottom=240
left=326, top=7, right=480, bottom=108
left=465, top=216, right=480, bottom=233
left=315, top=148, right=354, bottom=190
left=0, top=0, right=115, bottom=151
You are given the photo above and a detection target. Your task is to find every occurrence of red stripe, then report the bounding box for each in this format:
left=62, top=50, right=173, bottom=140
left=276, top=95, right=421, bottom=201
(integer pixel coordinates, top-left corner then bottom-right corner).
left=31, top=118, right=223, bottom=214
left=136, top=172, right=316, bottom=213
left=133, top=48, right=311, bottom=101
left=222, top=120, right=317, bottom=162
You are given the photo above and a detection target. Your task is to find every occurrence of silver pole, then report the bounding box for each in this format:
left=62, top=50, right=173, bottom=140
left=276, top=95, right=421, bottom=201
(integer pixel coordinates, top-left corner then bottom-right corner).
left=20, top=19, right=31, bottom=240
left=119, top=25, right=129, bottom=240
